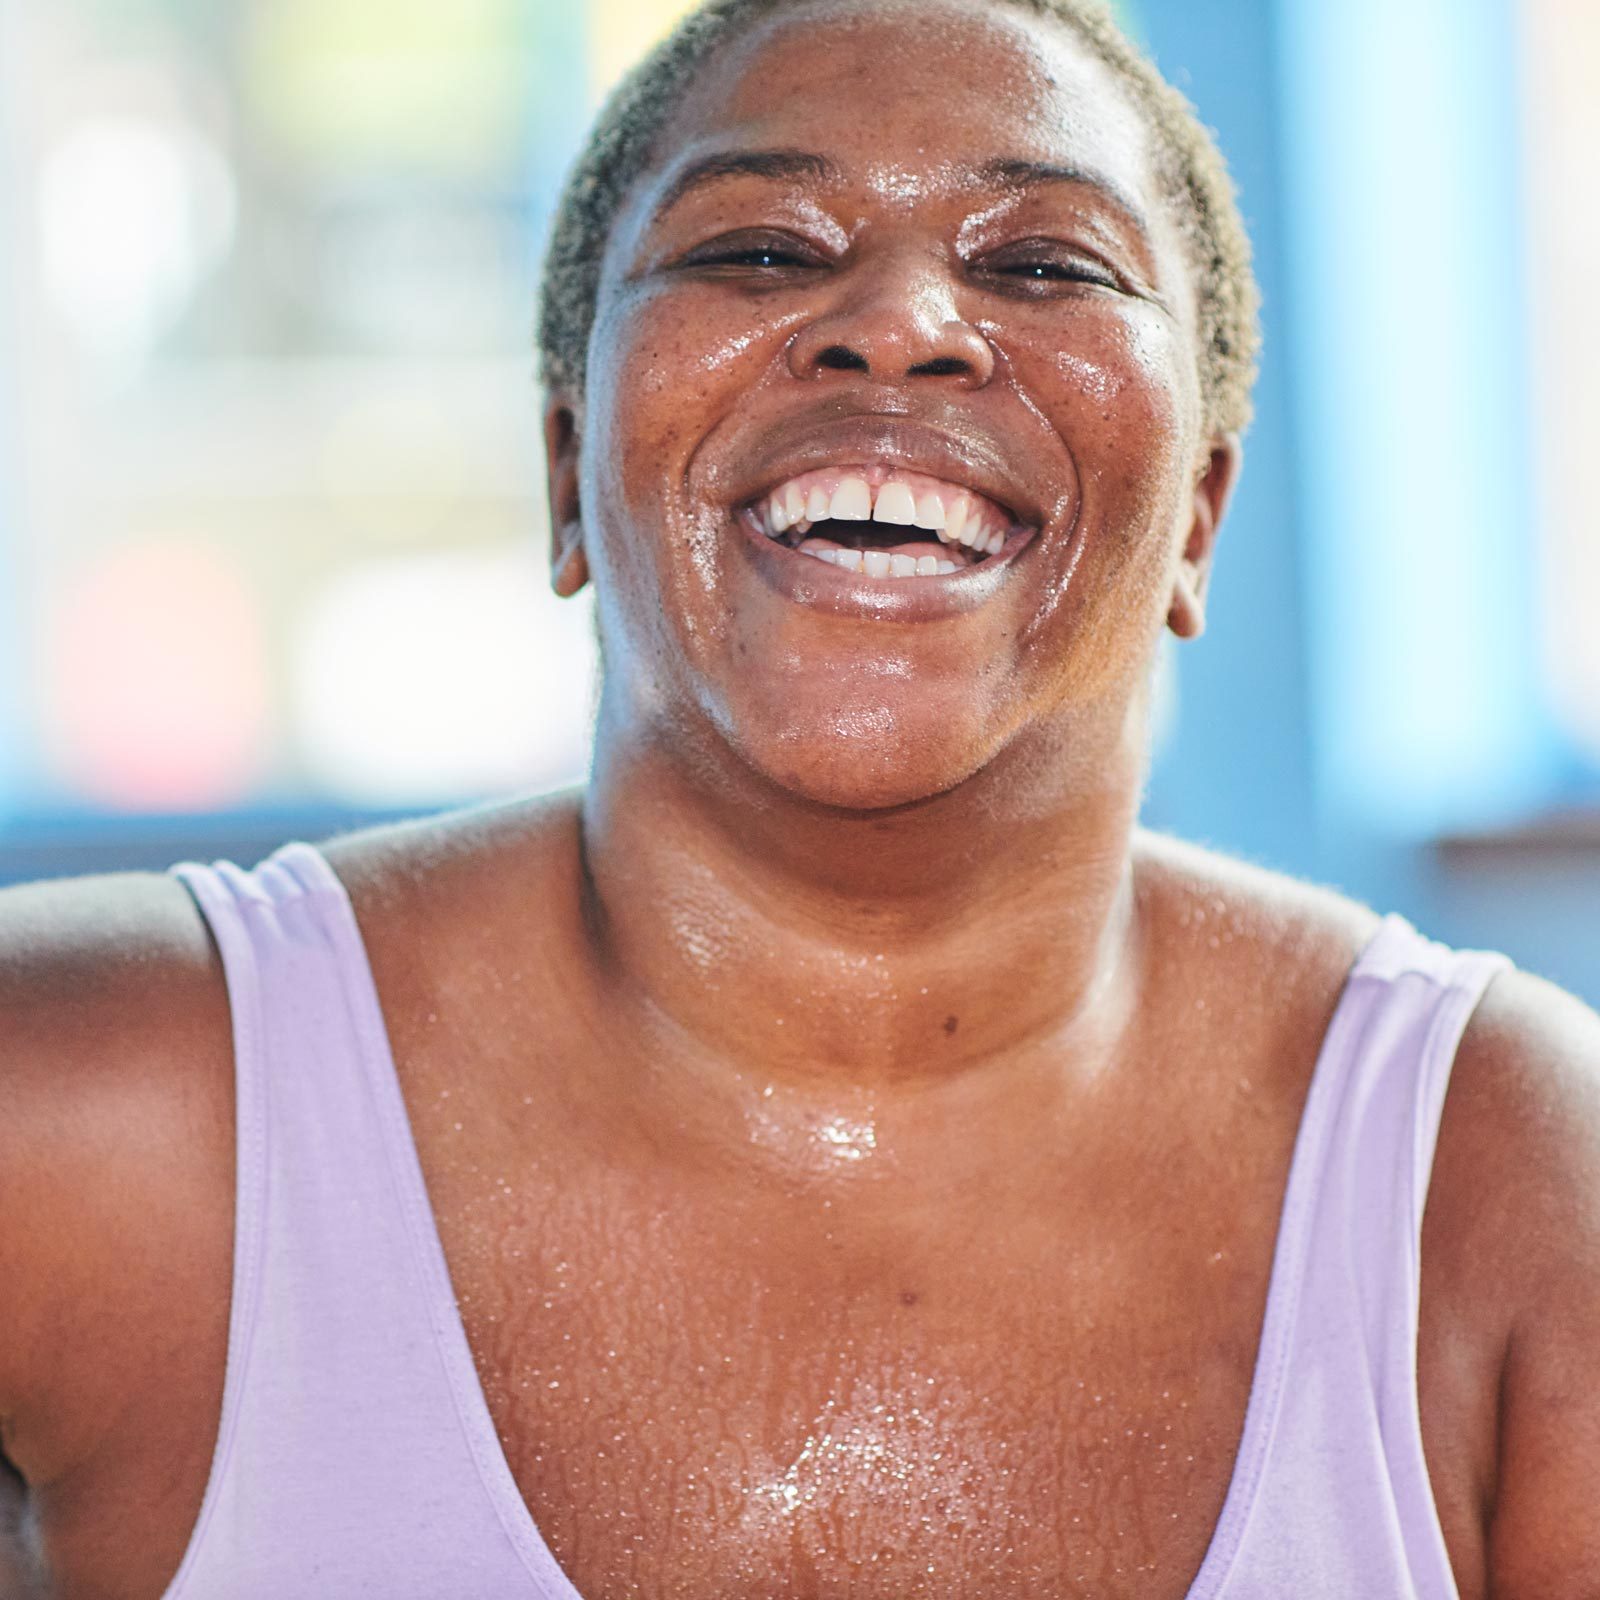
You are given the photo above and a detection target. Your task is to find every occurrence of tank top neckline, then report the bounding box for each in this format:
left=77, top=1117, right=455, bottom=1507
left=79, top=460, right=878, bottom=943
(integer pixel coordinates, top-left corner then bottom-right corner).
left=273, top=837, right=1419, bottom=1600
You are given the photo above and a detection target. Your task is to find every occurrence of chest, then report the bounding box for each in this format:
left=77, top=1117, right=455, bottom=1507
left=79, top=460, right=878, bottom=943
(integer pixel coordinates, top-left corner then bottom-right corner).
left=421, top=1111, right=1282, bottom=1600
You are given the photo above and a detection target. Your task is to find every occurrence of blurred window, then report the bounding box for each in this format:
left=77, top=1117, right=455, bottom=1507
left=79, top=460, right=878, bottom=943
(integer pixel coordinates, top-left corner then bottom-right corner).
left=0, top=0, right=702, bottom=824
left=1520, top=0, right=1600, bottom=768
left=1278, top=0, right=1600, bottom=837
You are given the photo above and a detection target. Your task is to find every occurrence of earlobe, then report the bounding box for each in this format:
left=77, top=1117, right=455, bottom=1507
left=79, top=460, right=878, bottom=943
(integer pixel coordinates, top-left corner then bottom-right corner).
left=1167, top=574, right=1206, bottom=640
left=551, top=533, right=590, bottom=598
left=1167, top=432, right=1242, bottom=642
left=542, top=392, right=589, bottom=598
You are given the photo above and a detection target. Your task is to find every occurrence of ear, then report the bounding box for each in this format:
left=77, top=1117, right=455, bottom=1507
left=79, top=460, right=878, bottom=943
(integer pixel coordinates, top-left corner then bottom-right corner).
left=543, top=392, right=590, bottom=598
left=1167, top=433, right=1242, bottom=641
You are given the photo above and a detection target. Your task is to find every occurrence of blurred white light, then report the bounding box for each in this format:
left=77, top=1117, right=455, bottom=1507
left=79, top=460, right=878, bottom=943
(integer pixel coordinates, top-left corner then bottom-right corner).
left=293, top=547, right=598, bottom=807
left=38, top=114, right=237, bottom=366
left=46, top=540, right=270, bottom=811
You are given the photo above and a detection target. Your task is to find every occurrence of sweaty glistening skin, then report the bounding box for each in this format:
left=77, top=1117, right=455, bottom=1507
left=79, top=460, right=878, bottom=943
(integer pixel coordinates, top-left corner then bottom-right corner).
left=3, top=0, right=1600, bottom=1597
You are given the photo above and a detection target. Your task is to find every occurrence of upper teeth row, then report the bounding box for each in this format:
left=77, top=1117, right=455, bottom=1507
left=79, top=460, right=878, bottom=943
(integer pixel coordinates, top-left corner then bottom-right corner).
left=759, top=472, right=1009, bottom=556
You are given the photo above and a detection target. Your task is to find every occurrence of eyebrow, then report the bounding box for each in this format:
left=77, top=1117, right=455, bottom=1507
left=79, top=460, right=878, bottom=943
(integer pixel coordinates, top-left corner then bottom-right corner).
left=968, top=157, right=1151, bottom=240
left=650, top=146, right=1151, bottom=241
left=652, top=149, right=842, bottom=216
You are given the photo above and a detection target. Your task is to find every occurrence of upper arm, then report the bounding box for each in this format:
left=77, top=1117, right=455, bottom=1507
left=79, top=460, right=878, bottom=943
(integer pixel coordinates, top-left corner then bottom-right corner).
left=1453, top=968, right=1600, bottom=1598
left=0, top=870, right=234, bottom=1483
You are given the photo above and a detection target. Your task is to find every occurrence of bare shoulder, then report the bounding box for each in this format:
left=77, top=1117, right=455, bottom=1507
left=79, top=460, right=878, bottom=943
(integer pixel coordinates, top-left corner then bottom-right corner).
left=318, top=786, right=583, bottom=903
left=1438, top=967, right=1600, bottom=1597
left=1432, top=964, right=1600, bottom=1323
left=315, top=788, right=588, bottom=989
left=1446, top=964, right=1600, bottom=1202
left=1131, top=827, right=1384, bottom=1019
left=0, top=865, right=219, bottom=999
left=0, top=867, right=234, bottom=1483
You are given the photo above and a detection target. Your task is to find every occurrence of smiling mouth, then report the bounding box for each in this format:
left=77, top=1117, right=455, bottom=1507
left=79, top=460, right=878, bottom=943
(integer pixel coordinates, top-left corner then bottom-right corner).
left=738, top=464, right=1036, bottom=580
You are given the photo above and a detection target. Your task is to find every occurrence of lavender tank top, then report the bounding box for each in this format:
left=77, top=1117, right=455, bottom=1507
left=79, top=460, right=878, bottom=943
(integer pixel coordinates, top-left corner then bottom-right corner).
left=161, top=840, right=1511, bottom=1599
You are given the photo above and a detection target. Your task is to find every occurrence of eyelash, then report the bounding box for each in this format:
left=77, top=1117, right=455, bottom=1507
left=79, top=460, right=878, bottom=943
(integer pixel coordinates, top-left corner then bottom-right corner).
left=683, top=239, right=1121, bottom=291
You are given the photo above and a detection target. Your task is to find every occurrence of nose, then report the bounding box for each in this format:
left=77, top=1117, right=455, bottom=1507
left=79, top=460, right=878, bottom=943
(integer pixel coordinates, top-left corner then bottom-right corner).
left=786, top=248, right=996, bottom=388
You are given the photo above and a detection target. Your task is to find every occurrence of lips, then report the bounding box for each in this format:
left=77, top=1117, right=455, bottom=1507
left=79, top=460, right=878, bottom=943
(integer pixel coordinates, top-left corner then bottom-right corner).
left=722, top=414, right=1046, bottom=599
left=732, top=499, right=1037, bottom=621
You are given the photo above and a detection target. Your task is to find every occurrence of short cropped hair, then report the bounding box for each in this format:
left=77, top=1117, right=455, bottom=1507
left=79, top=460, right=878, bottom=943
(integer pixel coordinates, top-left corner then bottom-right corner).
left=535, top=0, right=1262, bottom=438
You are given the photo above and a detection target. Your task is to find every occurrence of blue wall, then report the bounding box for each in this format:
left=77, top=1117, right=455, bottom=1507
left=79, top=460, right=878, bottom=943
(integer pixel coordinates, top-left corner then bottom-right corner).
left=1141, top=0, right=1319, bottom=878
left=1140, top=0, right=1600, bottom=1005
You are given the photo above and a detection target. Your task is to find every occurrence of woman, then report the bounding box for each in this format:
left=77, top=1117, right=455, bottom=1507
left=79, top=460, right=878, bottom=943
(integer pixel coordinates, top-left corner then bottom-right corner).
left=2, top=0, right=1596, bottom=1595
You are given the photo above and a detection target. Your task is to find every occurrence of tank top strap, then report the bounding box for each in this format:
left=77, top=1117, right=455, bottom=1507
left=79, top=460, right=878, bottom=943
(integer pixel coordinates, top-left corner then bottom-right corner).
left=162, top=844, right=555, bottom=1598
left=1210, top=912, right=1512, bottom=1598
left=1345, top=914, right=1514, bottom=1238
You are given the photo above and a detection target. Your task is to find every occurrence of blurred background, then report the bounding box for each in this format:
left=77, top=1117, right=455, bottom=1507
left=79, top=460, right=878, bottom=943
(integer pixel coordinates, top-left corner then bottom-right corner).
left=0, top=0, right=1595, bottom=1000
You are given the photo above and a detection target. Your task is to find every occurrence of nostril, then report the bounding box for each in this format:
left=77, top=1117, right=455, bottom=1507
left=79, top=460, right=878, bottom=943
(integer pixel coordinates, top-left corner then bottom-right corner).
left=816, top=345, right=869, bottom=372
left=910, top=357, right=969, bottom=377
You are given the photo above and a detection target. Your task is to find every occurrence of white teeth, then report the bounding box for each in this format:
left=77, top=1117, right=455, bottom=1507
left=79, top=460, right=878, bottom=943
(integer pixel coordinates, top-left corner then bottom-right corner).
left=956, top=501, right=990, bottom=552
left=756, top=470, right=1024, bottom=574
left=940, top=495, right=969, bottom=546
left=872, top=481, right=919, bottom=526
left=829, top=477, right=873, bottom=520
left=789, top=543, right=965, bottom=578
left=948, top=496, right=991, bottom=553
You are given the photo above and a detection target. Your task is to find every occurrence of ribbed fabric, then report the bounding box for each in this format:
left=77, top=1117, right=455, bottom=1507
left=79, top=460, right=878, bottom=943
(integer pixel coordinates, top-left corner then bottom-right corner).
left=162, top=840, right=1510, bottom=1599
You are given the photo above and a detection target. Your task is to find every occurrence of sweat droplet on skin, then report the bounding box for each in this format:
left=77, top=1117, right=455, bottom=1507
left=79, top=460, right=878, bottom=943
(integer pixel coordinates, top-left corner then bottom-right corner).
left=816, top=1116, right=877, bottom=1161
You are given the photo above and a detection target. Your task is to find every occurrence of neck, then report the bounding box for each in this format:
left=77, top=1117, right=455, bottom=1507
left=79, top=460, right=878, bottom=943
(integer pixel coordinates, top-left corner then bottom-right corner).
left=575, top=689, right=1154, bottom=1180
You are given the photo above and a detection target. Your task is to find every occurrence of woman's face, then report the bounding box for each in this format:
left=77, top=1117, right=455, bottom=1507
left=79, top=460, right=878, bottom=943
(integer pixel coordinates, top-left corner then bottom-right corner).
left=551, top=0, right=1236, bottom=811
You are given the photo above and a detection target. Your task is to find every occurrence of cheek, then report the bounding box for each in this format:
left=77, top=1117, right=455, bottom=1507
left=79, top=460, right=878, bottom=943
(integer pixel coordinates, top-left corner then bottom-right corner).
left=591, top=281, right=796, bottom=466
left=1049, top=310, right=1193, bottom=496
left=598, top=287, right=763, bottom=409
left=586, top=285, right=797, bottom=592
left=1013, top=308, right=1197, bottom=668
left=588, top=287, right=726, bottom=517
left=581, top=286, right=811, bottom=690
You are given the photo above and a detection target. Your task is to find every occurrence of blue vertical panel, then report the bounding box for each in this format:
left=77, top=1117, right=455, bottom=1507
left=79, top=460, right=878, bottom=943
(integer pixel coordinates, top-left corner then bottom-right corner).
left=1276, top=0, right=1557, bottom=837
left=1140, top=0, right=1320, bottom=874
left=0, top=0, right=26, bottom=830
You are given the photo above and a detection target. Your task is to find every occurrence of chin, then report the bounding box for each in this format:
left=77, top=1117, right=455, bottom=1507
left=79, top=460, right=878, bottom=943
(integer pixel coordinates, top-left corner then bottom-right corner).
left=728, top=699, right=1000, bottom=813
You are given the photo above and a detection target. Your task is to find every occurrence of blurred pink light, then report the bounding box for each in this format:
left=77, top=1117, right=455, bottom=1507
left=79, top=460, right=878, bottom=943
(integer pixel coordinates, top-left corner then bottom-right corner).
left=47, top=541, right=271, bottom=810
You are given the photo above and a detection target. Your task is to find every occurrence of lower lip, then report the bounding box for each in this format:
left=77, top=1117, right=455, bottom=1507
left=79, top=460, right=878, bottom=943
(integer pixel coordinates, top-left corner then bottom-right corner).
left=735, top=507, right=1038, bottom=621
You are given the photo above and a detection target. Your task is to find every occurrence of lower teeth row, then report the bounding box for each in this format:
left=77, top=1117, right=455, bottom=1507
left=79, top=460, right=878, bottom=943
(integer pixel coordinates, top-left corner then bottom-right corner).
left=804, top=548, right=961, bottom=577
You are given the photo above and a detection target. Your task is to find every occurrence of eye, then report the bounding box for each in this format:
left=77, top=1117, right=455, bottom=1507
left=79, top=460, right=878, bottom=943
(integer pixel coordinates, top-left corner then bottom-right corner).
left=980, top=249, right=1123, bottom=292
left=679, top=233, right=820, bottom=271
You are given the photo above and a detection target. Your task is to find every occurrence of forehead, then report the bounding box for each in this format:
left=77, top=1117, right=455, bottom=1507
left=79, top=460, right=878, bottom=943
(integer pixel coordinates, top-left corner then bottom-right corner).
left=644, top=0, right=1164, bottom=228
